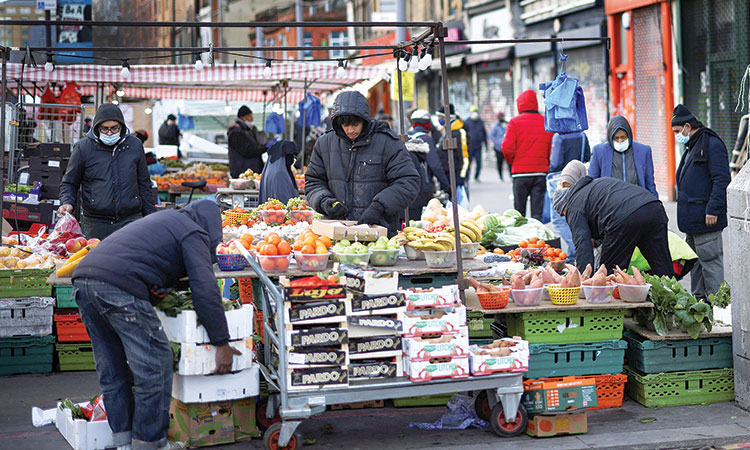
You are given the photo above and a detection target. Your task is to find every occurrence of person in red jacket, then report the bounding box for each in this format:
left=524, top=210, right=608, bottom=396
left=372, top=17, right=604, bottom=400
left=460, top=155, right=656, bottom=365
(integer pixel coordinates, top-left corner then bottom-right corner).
left=502, top=90, right=554, bottom=220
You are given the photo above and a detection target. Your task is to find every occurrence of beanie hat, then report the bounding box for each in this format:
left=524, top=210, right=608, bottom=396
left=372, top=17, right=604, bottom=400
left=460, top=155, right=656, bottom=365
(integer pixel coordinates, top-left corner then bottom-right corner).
left=552, top=187, right=570, bottom=215
left=560, top=160, right=587, bottom=186
left=238, top=105, right=252, bottom=118
left=671, top=104, right=695, bottom=127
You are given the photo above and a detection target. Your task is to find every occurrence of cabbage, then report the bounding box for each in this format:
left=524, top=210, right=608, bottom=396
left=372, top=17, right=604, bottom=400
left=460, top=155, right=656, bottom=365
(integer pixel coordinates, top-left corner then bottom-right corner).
left=494, top=219, right=557, bottom=246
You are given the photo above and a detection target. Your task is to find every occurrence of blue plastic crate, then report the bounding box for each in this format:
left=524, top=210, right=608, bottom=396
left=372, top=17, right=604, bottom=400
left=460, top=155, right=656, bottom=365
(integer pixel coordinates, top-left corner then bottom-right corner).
left=623, top=331, right=733, bottom=374
left=525, top=339, right=627, bottom=379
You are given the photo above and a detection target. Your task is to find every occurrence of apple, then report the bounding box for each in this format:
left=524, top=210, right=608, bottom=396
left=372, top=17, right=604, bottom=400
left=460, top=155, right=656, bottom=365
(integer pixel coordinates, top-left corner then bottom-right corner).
left=77, top=237, right=88, bottom=247
left=66, top=238, right=82, bottom=254
left=87, top=238, right=101, bottom=248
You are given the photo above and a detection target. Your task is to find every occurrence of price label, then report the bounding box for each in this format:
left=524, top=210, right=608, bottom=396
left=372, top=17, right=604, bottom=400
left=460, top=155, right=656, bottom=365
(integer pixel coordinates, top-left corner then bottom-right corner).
left=48, top=160, right=60, bottom=168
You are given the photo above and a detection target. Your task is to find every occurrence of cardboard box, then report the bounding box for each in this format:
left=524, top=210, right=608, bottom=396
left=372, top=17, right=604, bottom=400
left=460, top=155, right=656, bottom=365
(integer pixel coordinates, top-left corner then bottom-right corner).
left=168, top=397, right=260, bottom=448
left=157, top=304, right=253, bottom=344
left=403, top=355, right=470, bottom=382
left=286, top=326, right=348, bottom=348
left=346, top=292, right=406, bottom=316
left=172, top=365, right=260, bottom=403
left=525, top=412, right=588, bottom=438
left=279, top=277, right=346, bottom=303
left=55, top=402, right=114, bottom=450
left=2, top=200, right=56, bottom=224
left=312, top=219, right=388, bottom=242
left=347, top=315, right=402, bottom=337
left=349, top=335, right=402, bottom=358
left=287, top=346, right=348, bottom=367
left=403, top=330, right=469, bottom=361
left=284, top=299, right=346, bottom=325
left=29, top=156, right=69, bottom=173
left=24, top=142, right=71, bottom=158
left=286, top=365, right=349, bottom=390
left=404, top=285, right=459, bottom=310
left=341, top=267, right=399, bottom=296
left=177, top=337, right=254, bottom=376
left=523, top=377, right=598, bottom=414
left=349, top=355, right=402, bottom=380
left=468, top=338, right=530, bottom=376
left=399, top=306, right=467, bottom=337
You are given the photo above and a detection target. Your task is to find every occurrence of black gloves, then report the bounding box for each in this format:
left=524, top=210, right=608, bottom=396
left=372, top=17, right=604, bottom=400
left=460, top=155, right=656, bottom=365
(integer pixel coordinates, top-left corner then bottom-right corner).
left=323, top=198, right=348, bottom=218
left=357, top=202, right=385, bottom=226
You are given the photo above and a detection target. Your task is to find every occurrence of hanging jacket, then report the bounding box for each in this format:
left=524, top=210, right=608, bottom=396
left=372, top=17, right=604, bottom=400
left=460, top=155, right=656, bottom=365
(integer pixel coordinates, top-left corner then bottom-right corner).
left=305, top=91, right=420, bottom=234
left=73, top=200, right=230, bottom=346
left=502, top=90, right=554, bottom=175
left=60, top=103, right=156, bottom=221
left=298, top=93, right=322, bottom=127
left=675, top=126, right=731, bottom=234
left=409, top=125, right=450, bottom=192
left=588, top=116, right=658, bottom=198
left=259, top=140, right=299, bottom=204
left=437, top=119, right=470, bottom=187
left=227, top=119, right=266, bottom=177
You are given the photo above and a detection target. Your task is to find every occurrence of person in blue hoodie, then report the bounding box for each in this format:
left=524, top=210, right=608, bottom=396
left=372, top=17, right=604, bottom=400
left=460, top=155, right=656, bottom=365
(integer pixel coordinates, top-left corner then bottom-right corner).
left=588, top=116, right=658, bottom=197
left=59, top=103, right=156, bottom=240
left=72, top=200, right=239, bottom=450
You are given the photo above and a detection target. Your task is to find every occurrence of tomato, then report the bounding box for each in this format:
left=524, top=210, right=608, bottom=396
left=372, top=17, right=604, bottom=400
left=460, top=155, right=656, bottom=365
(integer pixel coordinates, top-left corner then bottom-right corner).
left=529, top=237, right=538, bottom=244
left=260, top=244, right=279, bottom=256
left=300, top=244, right=315, bottom=254
left=266, top=233, right=281, bottom=246
left=277, top=241, right=292, bottom=255
left=554, top=248, right=562, bottom=256
left=519, top=240, right=528, bottom=248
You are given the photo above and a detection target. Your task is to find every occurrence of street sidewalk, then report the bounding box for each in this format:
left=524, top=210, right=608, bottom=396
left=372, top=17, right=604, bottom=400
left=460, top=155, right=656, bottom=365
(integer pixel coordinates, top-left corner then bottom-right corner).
left=2, top=371, right=750, bottom=450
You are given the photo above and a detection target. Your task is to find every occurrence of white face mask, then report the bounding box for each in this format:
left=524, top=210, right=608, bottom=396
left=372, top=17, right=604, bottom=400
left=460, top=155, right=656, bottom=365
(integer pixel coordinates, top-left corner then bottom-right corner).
left=99, top=133, right=120, bottom=146
left=674, top=125, right=689, bottom=144
left=244, top=121, right=254, bottom=128
left=613, top=139, right=629, bottom=152
left=470, top=112, right=479, bottom=120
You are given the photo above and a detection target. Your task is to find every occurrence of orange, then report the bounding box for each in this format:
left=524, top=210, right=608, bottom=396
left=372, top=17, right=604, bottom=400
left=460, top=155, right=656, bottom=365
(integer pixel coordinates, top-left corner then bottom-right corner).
left=538, top=240, right=546, bottom=247
left=266, top=233, right=281, bottom=246
left=315, top=244, right=328, bottom=255
left=318, top=236, right=332, bottom=248
left=275, top=257, right=290, bottom=270
left=292, top=240, right=304, bottom=251
left=300, top=244, right=315, bottom=254
left=529, top=237, right=538, bottom=244
left=554, top=248, right=562, bottom=256
left=260, top=244, right=278, bottom=256
left=277, top=241, right=292, bottom=255
left=260, top=257, right=276, bottom=271
left=559, top=252, right=567, bottom=260
left=519, top=240, right=528, bottom=248
left=303, top=236, right=317, bottom=247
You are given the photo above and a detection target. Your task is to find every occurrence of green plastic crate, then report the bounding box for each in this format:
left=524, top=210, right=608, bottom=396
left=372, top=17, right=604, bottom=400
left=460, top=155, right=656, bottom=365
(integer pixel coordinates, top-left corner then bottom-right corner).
left=507, top=308, right=625, bottom=344
left=624, top=366, right=734, bottom=407
left=398, top=273, right=457, bottom=290
left=467, top=311, right=493, bottom=338
left=623, top=331, right=733, bottom=374
left=525, top=340, right=627, bottom=379
left=56, top=342, right=96, bottom=371
left=393, top=393, right=453, bottom=407
left=0, top=335, right=55, bottom=375
left=0, top=269, right=53, bottom=298
left=469, top=338, right=494, bottom=347
left=55, top=285, right=76, bottom=309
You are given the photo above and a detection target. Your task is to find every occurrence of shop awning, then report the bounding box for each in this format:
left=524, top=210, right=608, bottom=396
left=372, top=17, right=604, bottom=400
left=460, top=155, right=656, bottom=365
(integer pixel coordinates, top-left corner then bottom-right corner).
left=465, top=46, right=513, bottom=66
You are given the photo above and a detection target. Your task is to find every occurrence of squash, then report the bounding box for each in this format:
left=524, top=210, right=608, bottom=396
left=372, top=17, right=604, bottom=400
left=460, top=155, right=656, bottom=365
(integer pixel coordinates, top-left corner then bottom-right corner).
left=56, top=245, right=93, bottom=277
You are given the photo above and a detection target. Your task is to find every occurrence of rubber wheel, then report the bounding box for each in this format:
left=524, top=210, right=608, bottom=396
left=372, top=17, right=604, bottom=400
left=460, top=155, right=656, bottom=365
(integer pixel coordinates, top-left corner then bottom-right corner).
left=490, top=402, right=528, bottom=437
left=263, top=422, right=301, bottom=450
left=256, top=396, right=281, bottom=432
left=474, top=390, right=491, bottom=422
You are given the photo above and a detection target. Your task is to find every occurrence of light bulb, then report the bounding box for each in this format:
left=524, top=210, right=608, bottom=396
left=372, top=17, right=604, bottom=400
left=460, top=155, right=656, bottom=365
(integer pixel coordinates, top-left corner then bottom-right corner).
left=336, top=61, right=346, bottom=78
left=120, top=65, right=131, bottom=79
left=112, top=99, right=119, bottom=105
left=398, top=56, right=409, bottom=72
left=408, top=55, right=420, bottom=72
left=263, top=61, right=272, bottom=78
left=419, top=53, right=433, bottom=70
left=116, top=89, right=125, bottom=97
left=144, top=107, right=152, bottom=115
left=224, top=104, right=233, bottom=113
left=44, top=61, right=54, bottom=72
left=195, top=59, right=204, bottom=71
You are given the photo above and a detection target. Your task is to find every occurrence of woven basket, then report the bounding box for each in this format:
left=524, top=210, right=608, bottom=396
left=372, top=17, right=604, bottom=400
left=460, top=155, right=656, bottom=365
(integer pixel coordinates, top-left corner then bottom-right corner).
left=224, top=211, right=250, bottom=226
left=217, top=253, right=246, bottom=271
left=547, top=286, right=581, bottom=305
left=476, top=288, right=510, bottom=310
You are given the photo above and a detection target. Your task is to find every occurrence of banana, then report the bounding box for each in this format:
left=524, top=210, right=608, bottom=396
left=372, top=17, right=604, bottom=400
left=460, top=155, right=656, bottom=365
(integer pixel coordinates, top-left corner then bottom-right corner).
left=423, top=242, right=445, bottom=251
left=403, top=227, right=421, bottom=234
left=434, top=236, right=456, bottom=250
left=405, top=233, right=420, bottom=241
left=461, top=221, right=481, bottom=241
left=460, top=234, right=472, bottom=244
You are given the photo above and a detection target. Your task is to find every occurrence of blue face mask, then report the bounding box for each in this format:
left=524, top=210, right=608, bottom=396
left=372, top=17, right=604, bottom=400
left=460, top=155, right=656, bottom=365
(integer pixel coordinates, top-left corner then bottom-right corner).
left=99, top=132, right=121, bottom=146
left=674, top=125, right=690, bottom=145
left=438, top=118, right=445, bottom=126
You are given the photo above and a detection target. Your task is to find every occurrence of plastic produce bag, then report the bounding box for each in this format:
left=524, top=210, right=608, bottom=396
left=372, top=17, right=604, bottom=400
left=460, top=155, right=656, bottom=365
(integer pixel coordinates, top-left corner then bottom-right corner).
left=409, top=394, right=488, bottom=430
left=36, top=213, right=83, bottom=257
left=539, top=70, right=589, bottom=134
left=80, top=395, right=107, bottom=422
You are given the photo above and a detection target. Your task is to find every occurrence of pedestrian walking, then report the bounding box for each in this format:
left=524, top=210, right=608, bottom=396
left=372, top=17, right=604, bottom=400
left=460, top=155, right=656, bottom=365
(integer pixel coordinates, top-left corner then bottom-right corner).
left=489, top=112, right=508, bottom=180
left=436, top=104, right=471, bottom=206
left=465, top=105, right=487, bottom=182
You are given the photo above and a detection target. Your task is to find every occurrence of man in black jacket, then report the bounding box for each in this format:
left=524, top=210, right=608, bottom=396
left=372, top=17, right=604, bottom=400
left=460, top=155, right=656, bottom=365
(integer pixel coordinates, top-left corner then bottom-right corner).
left=305, top=91, right=420, bottom=235
left=552, top=161, right=673, bottom=275
left=227, top=105, right=266, bottom=177
left=158, top=114, right=181, bottom=158
left=59, top=103, right=156, bottom=240
left=436, top=104, right=470, bottom=199
left=72, top=200, right=239, bottom=450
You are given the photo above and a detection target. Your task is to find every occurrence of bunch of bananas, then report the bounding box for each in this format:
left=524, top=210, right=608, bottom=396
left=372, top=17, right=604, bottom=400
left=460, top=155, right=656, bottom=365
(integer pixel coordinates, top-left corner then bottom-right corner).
left=397, top=227, right=457, bottom=251
left=445, top=219, right=482, bottom=244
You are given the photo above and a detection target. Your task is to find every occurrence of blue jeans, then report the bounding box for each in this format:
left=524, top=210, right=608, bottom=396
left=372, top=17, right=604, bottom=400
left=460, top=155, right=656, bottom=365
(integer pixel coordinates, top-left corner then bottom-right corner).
left=73, top=278, right=173, bottom=450
left=546, top=173, right=575, bottom=260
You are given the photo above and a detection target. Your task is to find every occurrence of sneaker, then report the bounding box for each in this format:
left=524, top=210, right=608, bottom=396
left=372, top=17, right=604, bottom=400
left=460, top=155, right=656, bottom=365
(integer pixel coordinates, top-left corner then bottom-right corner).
left=117, top=445, right=132, bottom=450
left=157, top=442, right=186, bottom=450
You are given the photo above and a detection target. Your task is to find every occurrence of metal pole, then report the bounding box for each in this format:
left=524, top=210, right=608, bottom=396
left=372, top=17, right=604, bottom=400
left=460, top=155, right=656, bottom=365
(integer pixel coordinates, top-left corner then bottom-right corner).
left=396, top=0, right=406, bottom=44
left=44, top=11, right=52, bottom=49
left=396, top=63, right=409, bottom=224
left=1, top=47, right=7, bottom=238
left=299, top=78, right=307, bottom=169
left=296, top=0, right=304, bottom=60
left=172, top=0, right=177, bottom=64
left=256, top=27, right=265, bottom=59
left=437, top=26, right=465, bottom=303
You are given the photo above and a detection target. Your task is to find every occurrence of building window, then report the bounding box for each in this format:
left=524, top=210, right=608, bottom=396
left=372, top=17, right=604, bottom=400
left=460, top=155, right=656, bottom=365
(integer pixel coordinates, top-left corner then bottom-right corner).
left=379, top=0, right=395, bottom=12
left=20, top=7, right=31, bottom=14
left=21, top=28, right=29, bottom=37
left=304, top=31, right=313, bottom=59
left=329, top=31, right=348, bottom=59
left=5, top=8, right=16, bottom=14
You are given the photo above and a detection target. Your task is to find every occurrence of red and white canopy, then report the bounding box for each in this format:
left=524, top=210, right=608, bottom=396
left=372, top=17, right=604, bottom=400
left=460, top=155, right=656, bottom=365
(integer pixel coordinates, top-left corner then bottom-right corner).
left=6, top=62, right=387, bottom=103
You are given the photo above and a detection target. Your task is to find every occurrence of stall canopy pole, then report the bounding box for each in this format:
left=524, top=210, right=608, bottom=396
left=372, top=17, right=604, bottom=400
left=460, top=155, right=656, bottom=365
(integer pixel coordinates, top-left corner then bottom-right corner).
left=0, top=47, right=7, bottom=239
left=299, top=78, right=307, bottom=170
left=436, top=26, right=466, bottom=302
left=396, top=59, right=409, bottom=225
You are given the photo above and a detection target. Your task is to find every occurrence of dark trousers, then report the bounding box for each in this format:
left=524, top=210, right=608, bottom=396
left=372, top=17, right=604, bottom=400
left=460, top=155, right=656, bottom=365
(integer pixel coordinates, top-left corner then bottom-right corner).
left=494, top=147, right=509, bottom=180
left=512, top=175, right=546, bottom=220
left=81, top=213, right=142, bottom=241
left=470, top=147, right=482, bottom=180
left=600, top=202, right=674, bottom=277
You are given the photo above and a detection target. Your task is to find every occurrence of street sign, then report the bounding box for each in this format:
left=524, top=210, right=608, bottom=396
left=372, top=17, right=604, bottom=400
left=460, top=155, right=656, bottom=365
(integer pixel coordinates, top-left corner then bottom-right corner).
left=36, top=0, right=57, bottom=11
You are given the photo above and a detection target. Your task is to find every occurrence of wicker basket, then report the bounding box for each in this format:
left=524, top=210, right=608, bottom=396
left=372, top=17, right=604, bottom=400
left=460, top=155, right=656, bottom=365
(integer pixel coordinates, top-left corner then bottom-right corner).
left=547, top=286, right=581, bottom=305
left=217, top=253, right=246, bottom=271
left=476, top=288, right=511, bottom=310
left=224, top=211, right=251, bottom=226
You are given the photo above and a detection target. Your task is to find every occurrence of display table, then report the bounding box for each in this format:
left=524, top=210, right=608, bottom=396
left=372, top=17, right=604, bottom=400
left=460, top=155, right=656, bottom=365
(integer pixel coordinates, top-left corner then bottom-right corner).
left=215, top=187, right=304, bottom=209
left=624, top=318, right=732, bottom=340
left=465, top=293, right=654, bottom=314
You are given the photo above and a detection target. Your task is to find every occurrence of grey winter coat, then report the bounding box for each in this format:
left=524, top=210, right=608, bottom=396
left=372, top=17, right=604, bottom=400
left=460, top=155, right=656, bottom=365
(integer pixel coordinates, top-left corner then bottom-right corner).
left=305, top=91, right=420, bottom=233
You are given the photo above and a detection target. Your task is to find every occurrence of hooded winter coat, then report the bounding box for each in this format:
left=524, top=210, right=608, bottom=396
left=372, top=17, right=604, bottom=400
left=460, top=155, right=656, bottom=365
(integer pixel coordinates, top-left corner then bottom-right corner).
left=259, top=140, right=299, bottom=205
left=60, top=103, right=156, bottom=221
left=501, top=90, right=554, bottom=175
left=589, top=116, right=658, bottom=197
left=675, top=125, right=731, bottom=234
left=73, top=200, right=229, bottom=346
left=227, top=119, right=266, bottom=177
left=401, top=137, right=433, bottom=222
left=305, top=91, right=420, bottom=234
left=437, top=118, right=470, bottom=187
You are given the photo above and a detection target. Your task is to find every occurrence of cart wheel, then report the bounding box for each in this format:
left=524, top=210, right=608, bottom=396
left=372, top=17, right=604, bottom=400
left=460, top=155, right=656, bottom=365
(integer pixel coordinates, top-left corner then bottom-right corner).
left=263, top=422, right=301, bottom=450
left=490, top=402, right=527, bottom=437
left=256, top=396, right=281, bottom=432
left=474, top=390, right=491, bottom=422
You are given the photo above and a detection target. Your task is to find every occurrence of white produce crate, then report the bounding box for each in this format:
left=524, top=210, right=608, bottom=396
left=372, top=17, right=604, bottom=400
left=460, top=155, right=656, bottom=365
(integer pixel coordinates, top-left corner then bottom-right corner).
left=157, top=304, right=253, bottom=344
left=171, top=364, right=259, bottom=403
left=0, top=297, right=54, bottom=336
left=177, top=337, right=254, bottom=375
left=55, top=402, right=114, bottom=450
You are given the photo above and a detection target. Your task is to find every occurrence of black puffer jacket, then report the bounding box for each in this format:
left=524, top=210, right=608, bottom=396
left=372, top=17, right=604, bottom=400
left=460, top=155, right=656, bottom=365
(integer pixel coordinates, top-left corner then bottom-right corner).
left=305, top=91, right=420, bottom=234
left=227, top=119, right=266, bottom=177
left=73, top=200, right=229, bottom=346
left=60, top=103, right=156, bottom=220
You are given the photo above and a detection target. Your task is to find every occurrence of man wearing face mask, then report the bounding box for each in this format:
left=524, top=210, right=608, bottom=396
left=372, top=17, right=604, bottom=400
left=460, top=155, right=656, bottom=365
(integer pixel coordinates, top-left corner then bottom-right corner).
left=672, top=104, right=731, bottom=301
left=588, top=116, right=657, bottom=197
left=59, top=103, right=156, bottom=240
left=227, top=105, right=266, bottom=178
left=464, top=106, right=487, bottom=182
